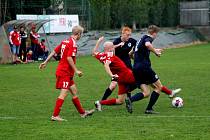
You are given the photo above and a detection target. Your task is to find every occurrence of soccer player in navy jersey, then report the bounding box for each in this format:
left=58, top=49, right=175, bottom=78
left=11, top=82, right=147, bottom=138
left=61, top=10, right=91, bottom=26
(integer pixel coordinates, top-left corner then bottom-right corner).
left=126, top=25, right=181, bottom=114
left=101, top=27, right=137, bottom=101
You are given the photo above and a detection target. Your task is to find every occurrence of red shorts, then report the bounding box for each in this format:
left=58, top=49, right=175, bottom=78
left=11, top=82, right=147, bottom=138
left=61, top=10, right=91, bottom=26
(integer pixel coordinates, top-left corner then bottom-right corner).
left=56, top=76, right=74, bottom=90
left=118, top=71, right=136, bottom=95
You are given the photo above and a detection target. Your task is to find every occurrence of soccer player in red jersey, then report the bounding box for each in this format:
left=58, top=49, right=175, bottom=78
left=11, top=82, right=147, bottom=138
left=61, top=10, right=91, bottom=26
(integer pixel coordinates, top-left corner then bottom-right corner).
left=9, top=25, right=21, bottom=64
left=100, top=27, right=137, bottom=101
left=39, top=25, right=94, bottom=121
left=92, top=36, right=136, bottom=111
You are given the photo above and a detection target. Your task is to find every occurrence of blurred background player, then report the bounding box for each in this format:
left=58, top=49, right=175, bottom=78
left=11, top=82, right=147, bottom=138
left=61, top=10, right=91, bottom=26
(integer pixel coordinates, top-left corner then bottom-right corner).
left=26, top=50, right=33, bottom=63
left=101, top=26, right=137, bottom=101
left=19, top=26, right=27, bottom=62
left=38, top=39, right=49, bottom=60
left=39, top=25, right=94, bottom=121
left=93, top=36, right=136, bottom=111
left=126, top=25, right=181, bottom=114
left=30, top=25, right=40, bottom=61
left=9, top=25, right=21, bottom=64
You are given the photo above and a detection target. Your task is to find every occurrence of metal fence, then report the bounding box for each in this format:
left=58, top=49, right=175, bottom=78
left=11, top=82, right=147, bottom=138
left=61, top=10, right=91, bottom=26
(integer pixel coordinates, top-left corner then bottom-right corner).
left=180, top=0, right=210, bottom=26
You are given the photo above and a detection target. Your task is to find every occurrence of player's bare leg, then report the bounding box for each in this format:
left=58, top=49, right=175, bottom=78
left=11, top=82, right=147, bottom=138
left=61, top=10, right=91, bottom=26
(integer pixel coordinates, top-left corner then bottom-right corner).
left=70, top=84, right=94, bottom=118
left=51, top=89, right=68, bottom=121
left=152, top=83, right=181, bottom=98
left=116, top=94, right=127, bottom=104
left=12, top=54, right=16, bottom=64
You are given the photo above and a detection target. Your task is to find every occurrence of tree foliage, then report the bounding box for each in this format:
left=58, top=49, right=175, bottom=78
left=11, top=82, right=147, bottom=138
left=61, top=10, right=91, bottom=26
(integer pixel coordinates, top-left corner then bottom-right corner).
left=0, top=0, right=51, bottom=25
left=88, top=0, right=179, bottom=29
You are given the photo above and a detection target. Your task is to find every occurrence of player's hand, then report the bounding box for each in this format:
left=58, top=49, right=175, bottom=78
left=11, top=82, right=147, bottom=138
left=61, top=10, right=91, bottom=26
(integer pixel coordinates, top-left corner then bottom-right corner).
left=111, top=74, right=119, bottom=81
left=39, top=62, right=47, bottom=69
left=98, top=36, right=104, bottom=42
left=76, top=70, right=83, bottom=77
left=155, top=48, right=163, bottom=57
left=119, top=42, right=125, bottom=47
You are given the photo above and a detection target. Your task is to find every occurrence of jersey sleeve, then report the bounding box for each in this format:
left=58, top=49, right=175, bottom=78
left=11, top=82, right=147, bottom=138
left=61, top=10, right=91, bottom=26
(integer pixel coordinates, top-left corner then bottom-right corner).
left=113, top=38, right=120, bottom=45
left=95, top=52, right=112, bottom=64
left=144, top=36, right=153, bottom=44
left=67, top=40, right=74, bottom=57
left=131, top=38, right=137, bottom=45
left=54, top=43, right=62, bottom=54
left=94, top=52, right=101, bottom=59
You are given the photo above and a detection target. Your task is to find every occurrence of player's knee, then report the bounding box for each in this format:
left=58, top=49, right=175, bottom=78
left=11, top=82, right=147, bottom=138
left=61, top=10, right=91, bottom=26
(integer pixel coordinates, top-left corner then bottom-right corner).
left=143, top=91, right=150, bottom=98
left=58, top=93, right=68, bottom=100
left=71, top=91, right=78, bottom=97
left=70, top=88, right=77, bottom=95
left=154, top=86, right=162, bottom=93
left=116, top=98, right=124, bottom=104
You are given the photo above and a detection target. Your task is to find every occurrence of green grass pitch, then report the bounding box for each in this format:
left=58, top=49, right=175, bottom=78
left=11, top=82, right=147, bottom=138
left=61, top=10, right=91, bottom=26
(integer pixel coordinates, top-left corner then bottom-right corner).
left=0, top=43, right=210, bottom=140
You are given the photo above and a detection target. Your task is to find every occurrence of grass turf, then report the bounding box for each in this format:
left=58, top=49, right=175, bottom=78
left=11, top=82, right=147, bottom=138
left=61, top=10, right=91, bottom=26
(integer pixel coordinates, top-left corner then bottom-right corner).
left=0, top=43, right=210, bottom=140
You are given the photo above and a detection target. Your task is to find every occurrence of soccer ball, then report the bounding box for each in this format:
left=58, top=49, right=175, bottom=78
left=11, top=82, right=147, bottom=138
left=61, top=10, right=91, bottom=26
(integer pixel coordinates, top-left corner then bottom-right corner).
left=172, top=97, right=183, bottom=108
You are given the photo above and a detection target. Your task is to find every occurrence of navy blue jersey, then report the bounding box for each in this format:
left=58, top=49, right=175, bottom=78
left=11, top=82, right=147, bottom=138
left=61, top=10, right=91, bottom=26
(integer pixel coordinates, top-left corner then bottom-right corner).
left=134, top=35, right=154, bottom=68
left=113, top=37, right=137, bottom=69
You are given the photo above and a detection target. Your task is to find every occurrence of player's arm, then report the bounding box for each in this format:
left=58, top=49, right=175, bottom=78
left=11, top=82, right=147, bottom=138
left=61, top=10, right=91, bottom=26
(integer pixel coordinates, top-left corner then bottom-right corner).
left=39, top=50, right=56, bottom=69
left=113, top=42, right=124, bottom=49
left=145, top=42, right=163, bottom=57
left=92, top=36, right=104, bottom=56
left=67, top=56, right=83, bottom=77
left=30, top=31, right=36, bottom=39
left=22, top=32, right=27, bottom=38
left=129, top=47, right=135, bottom=59
left=31, top=31, right=39, bottom=39
left=9, top=32, right=13, bottom=44
left=104, top=62, right=119, bottom=80
left=18, top=33, right=21, bottom=44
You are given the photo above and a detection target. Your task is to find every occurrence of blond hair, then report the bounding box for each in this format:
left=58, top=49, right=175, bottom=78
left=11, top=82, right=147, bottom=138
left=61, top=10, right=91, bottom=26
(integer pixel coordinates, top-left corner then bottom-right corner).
left=104, top=41, right=113, bottom=52
left=72, top=25, right=84, bottom=35
left=148, top=25, right=160, bottom=34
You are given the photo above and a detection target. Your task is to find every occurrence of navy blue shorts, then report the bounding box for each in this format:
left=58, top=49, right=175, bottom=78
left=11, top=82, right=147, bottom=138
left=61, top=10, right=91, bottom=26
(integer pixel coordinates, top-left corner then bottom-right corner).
left=133, top=66, right=159, bottom=87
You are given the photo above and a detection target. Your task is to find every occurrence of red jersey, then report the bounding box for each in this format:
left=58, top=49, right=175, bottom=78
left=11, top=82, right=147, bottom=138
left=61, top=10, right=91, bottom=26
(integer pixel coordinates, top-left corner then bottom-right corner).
left=39, top=42, right=48, bottom=52
left=95, top=52, right=131, bottom=77
left=54, top=37, right=77, bottom=77
left=9, top=31, right=21, bottom=46
left=30, top=31, right=40, bottom=44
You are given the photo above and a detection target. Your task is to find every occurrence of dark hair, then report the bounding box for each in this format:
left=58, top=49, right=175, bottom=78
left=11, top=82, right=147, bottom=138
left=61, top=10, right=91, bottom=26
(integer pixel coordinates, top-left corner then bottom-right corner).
left=20, top=26, right=25, bottom=29
left=13, top=25, right=17, bottom=29
left=41, top=39, right=45, bottom=42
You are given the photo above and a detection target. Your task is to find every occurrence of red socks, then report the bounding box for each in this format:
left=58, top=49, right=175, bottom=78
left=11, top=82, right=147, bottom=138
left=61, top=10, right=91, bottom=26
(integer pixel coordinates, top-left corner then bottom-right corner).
left=72, top=96, right=85, bottom=114
left=161, top=86, right=172, bottom=95
left=100, top=98, right=117, bottom=105
left=53, top=98, right=64, bottom=117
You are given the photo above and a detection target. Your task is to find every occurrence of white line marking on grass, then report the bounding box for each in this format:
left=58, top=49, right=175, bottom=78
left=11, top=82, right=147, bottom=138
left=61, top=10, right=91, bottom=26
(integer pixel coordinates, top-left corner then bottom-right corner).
left=94, top=115, right=210, bottom=119
left=135, top=115, right=210, bottom=118
left=0, top=116, right=210, bottom=120
left=0, top=117, right=17, bottom=120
